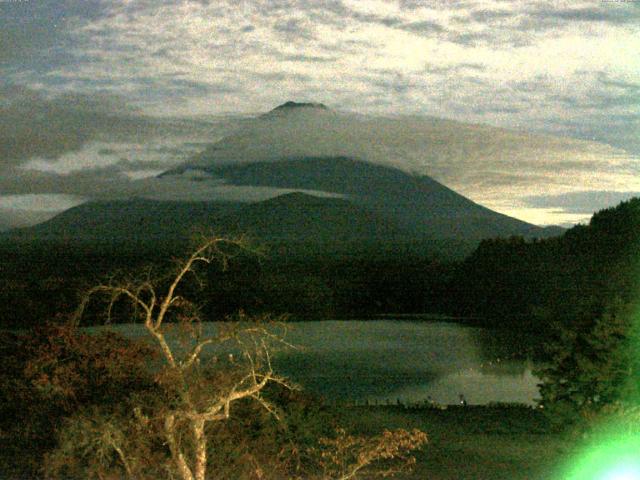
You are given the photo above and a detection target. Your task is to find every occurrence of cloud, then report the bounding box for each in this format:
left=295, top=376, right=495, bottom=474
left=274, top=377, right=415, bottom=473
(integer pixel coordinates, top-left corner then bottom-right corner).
left=0, top=164, right=225, bottom=201
left=1, top=0, right=639, bottom=228
left=0, top=162, right=343, bottom=231
left=0, top=0, right=110, bottom=75
left=366, top=71, right=417, bottom=94
left=515, top=70, right=640, bottom=156
left=0, top=86, right=151, bottom=168
left=170, top=108, right=640, bottom=206
left=0, top=193, right=84, bottom=212
left=273, top=17, right=316, bottom=40
left=8, top=0, right=633, bottom=131
left=0, top=209, right=63, bottom=232
left=527, top=5, right=640, bottom=27
left=399, top=19, right=445, bottom=35
left=468, top=8, right=515, bottom=23
left=281, top=54, right=339, bottom=63
left=0, top=85, right=246, bottom=170
left=523, top=190, right=640, bottom=214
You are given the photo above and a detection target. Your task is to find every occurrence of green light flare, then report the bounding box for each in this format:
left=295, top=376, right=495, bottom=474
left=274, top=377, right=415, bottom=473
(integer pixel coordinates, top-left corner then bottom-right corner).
left=560, top=430, right=640, bottom=480
left=561, top=205, right=640, bottom=480
left=559, top=300, right=640, bottom=480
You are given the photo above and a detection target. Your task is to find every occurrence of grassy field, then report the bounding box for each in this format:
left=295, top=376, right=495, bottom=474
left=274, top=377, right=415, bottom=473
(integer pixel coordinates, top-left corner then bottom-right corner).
left=338, top=405, right=575, bottom=480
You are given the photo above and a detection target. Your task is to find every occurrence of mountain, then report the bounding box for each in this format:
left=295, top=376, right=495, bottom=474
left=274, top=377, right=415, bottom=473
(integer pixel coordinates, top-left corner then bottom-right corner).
left=4, top=102, right=567, bottom=250
left=219, top=191, right=404, bottom=240
left=167, top=156, right=555, bottom=240
left=7, top=157, right=558, bottom=245
left=3, top=199, right=243, bottom=242
left=0, top=210, right=58, bottom=232
left=3, top=192, right=405, bottom=243
left=262, top=101, right=328, bottom=117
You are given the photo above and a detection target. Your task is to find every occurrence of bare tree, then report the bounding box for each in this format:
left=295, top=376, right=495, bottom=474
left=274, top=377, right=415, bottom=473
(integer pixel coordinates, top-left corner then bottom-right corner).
left=54, top=236, right=429, bottom=480
left=309, top=427, right=427, bottom=480
left=72, top=236, right=291, bottom=480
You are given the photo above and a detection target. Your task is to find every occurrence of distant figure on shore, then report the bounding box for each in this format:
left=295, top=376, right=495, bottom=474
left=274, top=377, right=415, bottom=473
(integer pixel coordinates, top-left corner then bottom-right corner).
left=459, top=394, right=467, bottom=406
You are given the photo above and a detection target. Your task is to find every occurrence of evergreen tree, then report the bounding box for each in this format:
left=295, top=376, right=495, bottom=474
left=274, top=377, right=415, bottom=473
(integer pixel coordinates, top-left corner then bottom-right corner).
left=536, top=297, right=639, bottom=427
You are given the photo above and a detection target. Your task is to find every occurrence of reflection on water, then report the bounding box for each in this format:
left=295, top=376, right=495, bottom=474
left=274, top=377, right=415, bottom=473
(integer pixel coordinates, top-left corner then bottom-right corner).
left=90, top=320, right=541, bottom=406
left=273, top=321, right=540, bottom=405
left=377, top=365, right=539, bottom=406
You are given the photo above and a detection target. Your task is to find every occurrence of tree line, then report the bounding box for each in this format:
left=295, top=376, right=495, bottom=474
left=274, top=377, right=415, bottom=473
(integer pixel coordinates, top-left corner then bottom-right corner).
left=0, top=237, right=456, bottom=328
left=450, top=198, right=640, bottom=427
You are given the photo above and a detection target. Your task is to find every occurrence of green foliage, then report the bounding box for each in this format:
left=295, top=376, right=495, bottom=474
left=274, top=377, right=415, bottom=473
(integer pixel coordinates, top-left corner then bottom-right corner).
left=531, top=199, right=640, bottom=428
left=535, top=298, right=638, bottom=427
left=451, top=198, right=640, bottom=331
left=0, top=322, right=155, bottom=477
left=0, top=235, right=457, bottom=328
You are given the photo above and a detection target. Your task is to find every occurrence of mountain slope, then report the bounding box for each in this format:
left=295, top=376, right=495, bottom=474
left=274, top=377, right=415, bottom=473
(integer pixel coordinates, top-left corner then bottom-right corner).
left=6, top=102, right=574, bottom=246
left=2, top=192, right=407, bottom=243
left=218, top=191, right=404, bottom=240
left=168, top=156, right=556, bottom=240
left=3, top=199, right=243, bottom=241
left=175, top=101, right=632, bottom=216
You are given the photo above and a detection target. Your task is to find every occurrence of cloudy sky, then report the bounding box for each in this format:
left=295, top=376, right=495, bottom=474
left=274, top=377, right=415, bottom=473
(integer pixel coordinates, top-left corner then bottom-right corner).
left=1, top=0, right=639, bottom=229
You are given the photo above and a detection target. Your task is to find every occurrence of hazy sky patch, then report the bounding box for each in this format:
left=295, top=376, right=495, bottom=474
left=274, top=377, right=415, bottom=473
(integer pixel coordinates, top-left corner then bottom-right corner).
left=523, top=190, right=640, bottom=215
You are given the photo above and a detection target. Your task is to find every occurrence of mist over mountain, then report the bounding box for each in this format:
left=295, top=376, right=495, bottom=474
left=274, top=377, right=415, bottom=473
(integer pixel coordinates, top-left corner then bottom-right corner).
left=4, top=102, right=570, bottom=248
left=172, top=102, right=630, bottom=203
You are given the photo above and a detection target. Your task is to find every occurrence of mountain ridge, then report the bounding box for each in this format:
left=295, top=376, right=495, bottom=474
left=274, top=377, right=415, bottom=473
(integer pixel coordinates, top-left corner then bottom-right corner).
left=166, top=156, right=559, bottom=240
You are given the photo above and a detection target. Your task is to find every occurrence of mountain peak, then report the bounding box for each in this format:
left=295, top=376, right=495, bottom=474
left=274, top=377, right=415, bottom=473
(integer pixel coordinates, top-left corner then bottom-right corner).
left=269, top=101, right=328, bottom=113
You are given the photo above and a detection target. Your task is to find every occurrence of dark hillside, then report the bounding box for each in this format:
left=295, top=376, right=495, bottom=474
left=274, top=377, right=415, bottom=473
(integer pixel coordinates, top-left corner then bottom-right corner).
left=218, top=191, right=404, bottom=240
left=184, top=156, right=558, bottom=240
left=3, top=198, right=243, bottom=242
left=449, top=197, right=640, bottom=334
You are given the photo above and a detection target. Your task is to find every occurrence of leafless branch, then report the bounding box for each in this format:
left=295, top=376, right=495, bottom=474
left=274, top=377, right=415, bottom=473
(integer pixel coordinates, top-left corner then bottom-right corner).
left=70, top=236, right=295, bottom=480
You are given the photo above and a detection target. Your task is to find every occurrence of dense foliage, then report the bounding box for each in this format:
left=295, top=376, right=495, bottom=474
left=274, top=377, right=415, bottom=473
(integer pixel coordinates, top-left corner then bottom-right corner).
left=0, top=238, right=458, bottom=328
left=452, top=198, right=640, bottom=331
left=535, top=297, right=639, bottom=427
left=0, top=238, right=427, bottom=479
left=454, top=198, right=640, bottom=425
left=0, top=322, right=155, bottom=477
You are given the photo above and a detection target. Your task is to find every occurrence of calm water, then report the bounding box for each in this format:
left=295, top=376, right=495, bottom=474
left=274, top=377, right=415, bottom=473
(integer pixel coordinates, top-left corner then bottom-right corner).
left=272, top=321, right=539, bottom=405
left=92, top=320, right=540, bottom=406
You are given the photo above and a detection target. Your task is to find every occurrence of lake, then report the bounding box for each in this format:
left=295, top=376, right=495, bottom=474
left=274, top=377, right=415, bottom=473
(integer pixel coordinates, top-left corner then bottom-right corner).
left=92, top=320, right=540, bottom=406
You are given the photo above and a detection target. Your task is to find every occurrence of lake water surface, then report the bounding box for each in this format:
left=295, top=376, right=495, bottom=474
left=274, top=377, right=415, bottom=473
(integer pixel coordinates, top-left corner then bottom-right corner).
left=94, top=320, right=540, bottom=406
left=273, top=321, right=539, bottom=405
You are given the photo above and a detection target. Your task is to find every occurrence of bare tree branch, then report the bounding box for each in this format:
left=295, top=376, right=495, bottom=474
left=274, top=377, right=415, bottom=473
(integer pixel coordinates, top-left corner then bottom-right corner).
left=70, top=236, right=294, bottom=480
left=164, top=414, right=194, bottom=480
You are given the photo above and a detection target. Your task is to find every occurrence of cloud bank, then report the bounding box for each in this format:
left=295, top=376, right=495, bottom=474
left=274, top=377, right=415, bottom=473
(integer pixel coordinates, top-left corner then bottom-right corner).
left=3, top=0, right=635, bottom=152
left=0, top=0, right=638, bottom=228
left=170, top=106, right=640, bottom=224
